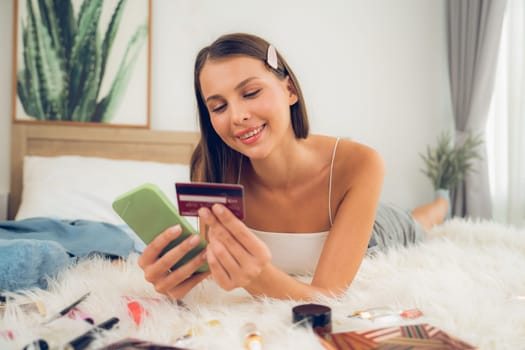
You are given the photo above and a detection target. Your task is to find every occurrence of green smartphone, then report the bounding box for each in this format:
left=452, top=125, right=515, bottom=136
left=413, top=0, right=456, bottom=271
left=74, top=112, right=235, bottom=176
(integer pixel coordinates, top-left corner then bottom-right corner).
left=112, top=183, right=208, bottom=273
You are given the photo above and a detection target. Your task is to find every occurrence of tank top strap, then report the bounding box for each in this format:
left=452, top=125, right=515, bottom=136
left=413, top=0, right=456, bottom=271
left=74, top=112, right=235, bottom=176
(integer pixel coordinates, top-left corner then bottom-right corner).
left=237, top=138, right=340, bottom=226
left=237, top=155, right=243, bottom=184
left=329, top=137, right=341, bottom=226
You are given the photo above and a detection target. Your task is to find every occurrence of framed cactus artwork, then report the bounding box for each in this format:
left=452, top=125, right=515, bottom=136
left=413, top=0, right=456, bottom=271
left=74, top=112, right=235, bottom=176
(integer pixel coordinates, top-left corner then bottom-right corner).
left=12, top=0, right=151, bottom=128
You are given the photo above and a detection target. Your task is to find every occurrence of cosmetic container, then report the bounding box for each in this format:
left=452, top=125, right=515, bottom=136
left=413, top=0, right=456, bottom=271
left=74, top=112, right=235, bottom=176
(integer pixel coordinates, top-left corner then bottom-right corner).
left=292, top=303, right=332, bottom=337
left=241, top=322, right=263, bottom=350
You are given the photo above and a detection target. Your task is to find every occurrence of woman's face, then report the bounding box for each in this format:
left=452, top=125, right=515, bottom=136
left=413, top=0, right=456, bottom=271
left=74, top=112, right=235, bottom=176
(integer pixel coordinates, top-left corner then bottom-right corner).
left=199, top=55, right=298, bottom=159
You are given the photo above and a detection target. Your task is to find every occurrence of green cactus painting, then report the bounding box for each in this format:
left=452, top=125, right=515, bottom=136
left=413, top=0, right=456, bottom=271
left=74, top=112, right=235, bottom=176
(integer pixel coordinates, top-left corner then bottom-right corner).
left=15, top=0, right=149, bottom=125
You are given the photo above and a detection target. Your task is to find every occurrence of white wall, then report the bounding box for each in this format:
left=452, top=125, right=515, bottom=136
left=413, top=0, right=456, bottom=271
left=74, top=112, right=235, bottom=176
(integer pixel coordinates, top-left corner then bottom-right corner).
left=0, top=0, right=452, bottom=211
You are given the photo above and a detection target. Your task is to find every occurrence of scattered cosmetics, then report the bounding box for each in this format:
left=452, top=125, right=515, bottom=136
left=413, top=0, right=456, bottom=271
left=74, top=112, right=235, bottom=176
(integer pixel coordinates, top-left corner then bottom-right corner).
left=241, top=322, right=263, bottom=350
left=127, top=301, right=148, bottom=326
left=1, top=299, right=47, bottom=317
left=186, top=319, right=222, bottom=337
left=7, top=295, right=430, bottom=349
left=292, top=303, right=332, bottom=337
left=324, top=323, right=476, bottom=350
left=348, top=307, right=423, bottom=321
left=67, top=307, right=95, bottom=325
left=174, top=319, right=222, bottom=347
left=22, top=339, right=49, bottom=350
left=64, top=317, right=120, bottom=350
left=98, top=338, right=189, bottom=349
left=42, top=292, right=91, bottom=325
left=122, top=296, right=163, bottom=326
left=25, top=300, right=47, bottom=317
left=0, top=330, right=14, bottom=340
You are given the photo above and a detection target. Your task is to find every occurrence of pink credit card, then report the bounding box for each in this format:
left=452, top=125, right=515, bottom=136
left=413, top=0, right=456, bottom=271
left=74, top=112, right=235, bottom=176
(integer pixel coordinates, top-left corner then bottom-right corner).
left=175, top=182, right=245, bottom=219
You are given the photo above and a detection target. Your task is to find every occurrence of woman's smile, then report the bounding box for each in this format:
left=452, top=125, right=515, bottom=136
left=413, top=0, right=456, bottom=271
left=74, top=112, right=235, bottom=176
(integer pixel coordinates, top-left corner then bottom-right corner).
left=237, top=124, right=266, bottom=144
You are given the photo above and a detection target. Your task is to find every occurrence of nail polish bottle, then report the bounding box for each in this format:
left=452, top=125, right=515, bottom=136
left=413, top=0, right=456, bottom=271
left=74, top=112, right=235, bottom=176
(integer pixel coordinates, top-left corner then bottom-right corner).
left=241, top=322, right=263, bottom=350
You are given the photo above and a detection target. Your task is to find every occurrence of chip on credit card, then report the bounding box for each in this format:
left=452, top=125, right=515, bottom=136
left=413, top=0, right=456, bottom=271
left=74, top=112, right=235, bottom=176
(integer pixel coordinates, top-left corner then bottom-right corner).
left=175, top=182, right=245, bottom=219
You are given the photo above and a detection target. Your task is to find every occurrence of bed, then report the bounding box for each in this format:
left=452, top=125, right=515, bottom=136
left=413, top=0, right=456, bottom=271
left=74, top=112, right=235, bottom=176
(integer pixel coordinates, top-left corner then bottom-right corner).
left=2, top=123, right=525, bottom=350
left=8, top=123, right=199, bottom=221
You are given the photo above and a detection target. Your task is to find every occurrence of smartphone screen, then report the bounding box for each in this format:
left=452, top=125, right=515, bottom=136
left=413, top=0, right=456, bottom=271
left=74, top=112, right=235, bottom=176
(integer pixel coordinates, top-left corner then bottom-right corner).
left=112, top=183, right=208, bottom=273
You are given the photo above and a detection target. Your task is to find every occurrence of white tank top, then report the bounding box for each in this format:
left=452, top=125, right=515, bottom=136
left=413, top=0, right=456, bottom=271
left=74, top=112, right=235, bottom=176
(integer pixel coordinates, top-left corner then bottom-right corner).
left=239, top=138, right=340, bottom=275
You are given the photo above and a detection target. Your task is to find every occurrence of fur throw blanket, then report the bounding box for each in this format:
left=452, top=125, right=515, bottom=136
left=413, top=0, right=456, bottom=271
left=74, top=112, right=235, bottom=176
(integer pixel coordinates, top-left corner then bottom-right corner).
left=1, top=219, right=524, bottom=350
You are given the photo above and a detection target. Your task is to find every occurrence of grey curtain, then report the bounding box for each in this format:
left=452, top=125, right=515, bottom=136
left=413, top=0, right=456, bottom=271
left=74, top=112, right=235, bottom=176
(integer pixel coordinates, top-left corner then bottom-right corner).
left=447, top=0, right=507, bottom=219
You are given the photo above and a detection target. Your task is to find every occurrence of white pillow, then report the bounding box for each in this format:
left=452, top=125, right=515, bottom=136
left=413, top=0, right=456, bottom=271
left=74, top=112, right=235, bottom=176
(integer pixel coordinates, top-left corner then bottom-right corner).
left=15, top=155, right=191, bottom=225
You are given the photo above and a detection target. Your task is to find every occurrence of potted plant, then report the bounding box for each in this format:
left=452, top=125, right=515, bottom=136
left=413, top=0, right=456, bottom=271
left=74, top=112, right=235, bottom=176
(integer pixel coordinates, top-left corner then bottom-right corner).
left=420, top=131, right=483, bottom=217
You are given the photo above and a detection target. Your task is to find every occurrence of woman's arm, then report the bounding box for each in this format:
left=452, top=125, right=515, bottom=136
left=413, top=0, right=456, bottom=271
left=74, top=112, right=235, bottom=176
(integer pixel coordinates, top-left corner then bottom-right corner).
left=312, top=142, right=385, bottom=291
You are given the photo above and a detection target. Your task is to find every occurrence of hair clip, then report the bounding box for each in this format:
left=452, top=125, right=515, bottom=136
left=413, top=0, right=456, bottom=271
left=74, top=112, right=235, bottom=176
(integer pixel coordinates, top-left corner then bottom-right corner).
left=266, top=45, right=278, bottom=70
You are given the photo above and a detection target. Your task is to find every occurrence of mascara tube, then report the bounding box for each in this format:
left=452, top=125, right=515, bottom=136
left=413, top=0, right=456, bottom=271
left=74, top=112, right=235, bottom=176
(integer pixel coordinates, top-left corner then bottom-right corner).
left=22, top=339, right=49, bottom=350
left=64, top=317, right=119, bottom=350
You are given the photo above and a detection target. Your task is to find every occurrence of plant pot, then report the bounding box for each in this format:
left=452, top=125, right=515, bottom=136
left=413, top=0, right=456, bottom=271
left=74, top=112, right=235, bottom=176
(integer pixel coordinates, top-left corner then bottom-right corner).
left=434, top=188, right=451, bottom=219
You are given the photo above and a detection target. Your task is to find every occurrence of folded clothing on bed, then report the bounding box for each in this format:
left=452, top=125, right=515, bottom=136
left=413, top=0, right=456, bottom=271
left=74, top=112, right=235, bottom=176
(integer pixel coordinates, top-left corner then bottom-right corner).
left=0, top=217, right=136, bottom=291
left=0, top=239, right=71, bottom=291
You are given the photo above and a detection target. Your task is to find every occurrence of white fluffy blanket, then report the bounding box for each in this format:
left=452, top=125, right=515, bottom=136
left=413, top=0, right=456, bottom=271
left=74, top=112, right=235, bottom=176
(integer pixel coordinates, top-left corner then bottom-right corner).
left=2, top=219, right=525, bottom=350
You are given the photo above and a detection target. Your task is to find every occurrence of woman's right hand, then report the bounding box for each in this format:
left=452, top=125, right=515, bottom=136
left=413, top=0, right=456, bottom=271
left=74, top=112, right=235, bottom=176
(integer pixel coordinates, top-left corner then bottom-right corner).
left=138, top=225, right=210, bottom=300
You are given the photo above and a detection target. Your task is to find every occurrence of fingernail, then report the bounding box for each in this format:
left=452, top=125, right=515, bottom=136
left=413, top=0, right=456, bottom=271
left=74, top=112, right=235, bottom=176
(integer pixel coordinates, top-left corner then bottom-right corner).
left=170, top=225, right=181, bottom=235
left=198, top=208, right=209, bottom=218
left=212, top=204, right=223, bottom=214
left=201, top=251, right=207, bottom=260
left=189, top=235, right=199, bottom=246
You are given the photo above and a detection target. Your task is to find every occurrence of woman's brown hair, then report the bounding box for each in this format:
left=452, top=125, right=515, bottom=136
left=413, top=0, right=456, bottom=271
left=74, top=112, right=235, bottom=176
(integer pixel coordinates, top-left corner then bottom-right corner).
left=190, top=33, right=309, bottom=183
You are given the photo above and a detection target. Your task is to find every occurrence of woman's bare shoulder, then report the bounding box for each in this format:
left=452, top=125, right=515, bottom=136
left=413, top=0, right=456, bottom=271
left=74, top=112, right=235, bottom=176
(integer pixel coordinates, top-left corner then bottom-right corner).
left=329, top=137, right=385, bottom=185
left=339, top=137, right=383, bottom=161
left=308, top=135, right=383, bottom=168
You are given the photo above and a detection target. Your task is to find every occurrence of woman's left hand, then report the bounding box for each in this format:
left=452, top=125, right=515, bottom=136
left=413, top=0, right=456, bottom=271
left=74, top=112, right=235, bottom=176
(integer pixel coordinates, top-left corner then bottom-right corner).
left=198, top=204, right=271, bottom=291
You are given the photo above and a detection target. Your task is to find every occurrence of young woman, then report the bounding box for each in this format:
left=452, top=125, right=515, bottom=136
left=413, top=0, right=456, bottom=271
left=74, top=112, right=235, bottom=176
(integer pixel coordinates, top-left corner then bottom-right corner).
left=138, top=33, right=448, bottom=301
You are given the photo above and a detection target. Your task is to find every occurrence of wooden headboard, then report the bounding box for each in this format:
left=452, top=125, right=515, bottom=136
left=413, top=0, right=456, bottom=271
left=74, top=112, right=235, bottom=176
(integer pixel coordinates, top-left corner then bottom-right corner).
left=9, top=123, right=200, bottom=220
